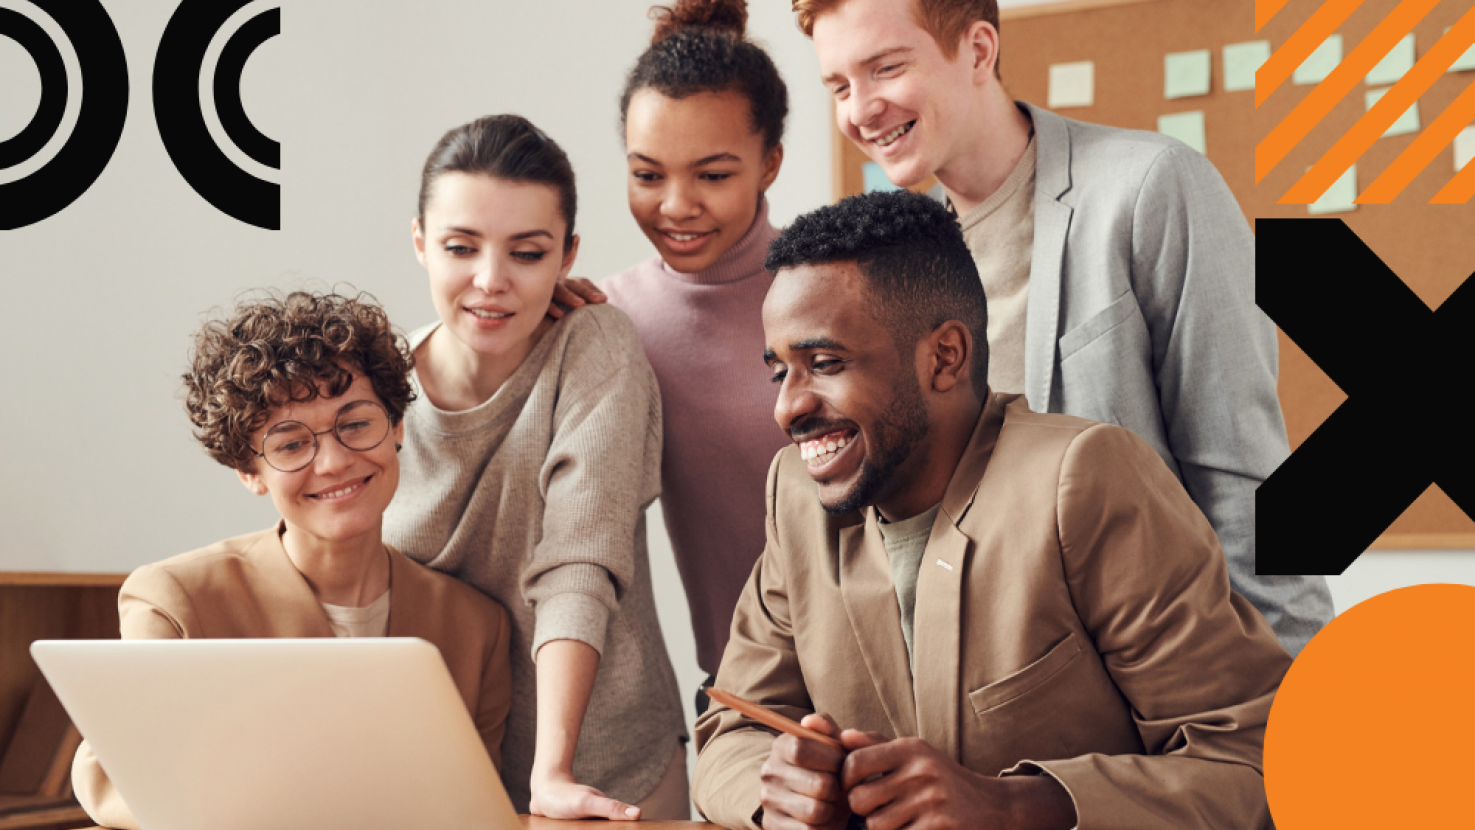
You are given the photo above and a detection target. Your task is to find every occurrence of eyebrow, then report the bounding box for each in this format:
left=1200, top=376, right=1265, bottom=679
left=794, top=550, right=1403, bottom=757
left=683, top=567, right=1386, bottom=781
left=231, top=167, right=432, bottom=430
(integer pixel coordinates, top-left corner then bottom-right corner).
left=764, top=338, right=849, bottom=364
left=821, top=46, right=914, bottom=86
left=265, top=399, right=377, bottom=433
left=628, top=152, right=743, bottom=166
left=439, top=226, right=553, bottom=242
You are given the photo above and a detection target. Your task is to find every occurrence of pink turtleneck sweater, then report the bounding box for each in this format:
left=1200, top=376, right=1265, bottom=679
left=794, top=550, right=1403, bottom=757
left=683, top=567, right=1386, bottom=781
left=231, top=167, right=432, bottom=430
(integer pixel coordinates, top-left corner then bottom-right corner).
left=601, top=201, right=789, bottom=674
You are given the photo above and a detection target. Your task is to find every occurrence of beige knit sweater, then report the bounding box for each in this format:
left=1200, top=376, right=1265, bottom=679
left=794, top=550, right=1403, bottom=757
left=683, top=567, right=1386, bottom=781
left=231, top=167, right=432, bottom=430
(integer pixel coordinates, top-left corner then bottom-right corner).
left=382, top=304, right=686, bottom=811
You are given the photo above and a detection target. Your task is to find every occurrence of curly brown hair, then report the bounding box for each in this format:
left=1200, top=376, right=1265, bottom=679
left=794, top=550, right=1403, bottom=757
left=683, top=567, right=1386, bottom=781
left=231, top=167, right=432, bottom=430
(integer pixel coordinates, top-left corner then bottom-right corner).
left=183, top=291, right=416, bottom=472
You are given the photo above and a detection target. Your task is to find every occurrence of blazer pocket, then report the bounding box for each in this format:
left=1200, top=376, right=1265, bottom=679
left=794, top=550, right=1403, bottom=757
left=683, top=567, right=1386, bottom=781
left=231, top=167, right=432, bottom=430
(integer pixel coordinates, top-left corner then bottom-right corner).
left=1058, top=291, right=1139, bottom=362
left=968, top=633, right=1082, bottom=714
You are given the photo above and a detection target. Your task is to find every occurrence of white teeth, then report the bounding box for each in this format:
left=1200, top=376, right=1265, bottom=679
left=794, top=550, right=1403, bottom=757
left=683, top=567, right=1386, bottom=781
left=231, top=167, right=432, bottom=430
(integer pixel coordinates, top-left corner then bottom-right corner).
left=316, top=482, right=361, bottom=499
left=668, top=232, right=701, bottom=242
left=468, top=308, right=511, bottom=319
left=800, top=433, right=851, bottom=464
left=826, top=441, right=837, bottom=452
left=875, top=122, right=913, bottom=147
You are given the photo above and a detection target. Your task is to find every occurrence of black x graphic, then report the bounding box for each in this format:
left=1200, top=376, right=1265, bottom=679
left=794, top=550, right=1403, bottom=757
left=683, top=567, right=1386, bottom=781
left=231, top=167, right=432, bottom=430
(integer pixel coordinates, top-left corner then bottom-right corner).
left=1257, top=219, right=1475, bottom=575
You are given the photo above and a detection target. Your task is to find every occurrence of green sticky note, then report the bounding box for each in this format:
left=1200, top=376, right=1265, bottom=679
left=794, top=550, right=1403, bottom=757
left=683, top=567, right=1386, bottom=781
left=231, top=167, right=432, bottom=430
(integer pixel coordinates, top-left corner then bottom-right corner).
left=1308, top=164, right=1357, bottom=215
left=1223, top=40, right=1271, bottom=92
left=1048, top=61, right=1095, bottom=108
left=1294, top=34, right=1342, bottom=84
left=1158, top=110, right=1206, bottom=155
left=1165, top=50, right=1211, bottom=99
left=1364, top=87, right=1420, bottom=137
left=1447, top=28, right=1475, bottom=73
left=1366, top=34, right=1415, bottom=85
left=862, top=162, right=902, bottom=193
left=1455, top=127, right=1475, bottom=172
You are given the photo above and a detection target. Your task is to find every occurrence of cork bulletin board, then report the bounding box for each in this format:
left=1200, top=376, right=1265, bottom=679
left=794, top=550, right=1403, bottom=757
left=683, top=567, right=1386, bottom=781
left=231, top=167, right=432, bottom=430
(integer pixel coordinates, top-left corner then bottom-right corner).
left=834, top=0, right=1475, bottom=549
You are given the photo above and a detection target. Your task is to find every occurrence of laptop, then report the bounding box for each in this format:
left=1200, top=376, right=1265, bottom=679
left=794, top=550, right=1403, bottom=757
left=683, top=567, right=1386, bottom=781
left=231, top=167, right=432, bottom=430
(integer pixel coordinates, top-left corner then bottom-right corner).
left=31, top=638, right=520, bottom=830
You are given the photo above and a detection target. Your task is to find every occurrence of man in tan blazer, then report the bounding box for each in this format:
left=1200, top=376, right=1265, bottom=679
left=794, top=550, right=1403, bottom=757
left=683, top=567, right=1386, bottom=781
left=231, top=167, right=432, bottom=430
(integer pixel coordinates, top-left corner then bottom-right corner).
left=693, top=191, right=1293, bottom=830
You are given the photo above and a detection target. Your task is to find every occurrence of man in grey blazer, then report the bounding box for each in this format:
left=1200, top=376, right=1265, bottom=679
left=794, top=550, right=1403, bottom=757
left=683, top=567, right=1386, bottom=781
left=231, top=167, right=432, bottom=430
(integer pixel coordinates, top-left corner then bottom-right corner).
left=797, top=0, right=1332, bottom=654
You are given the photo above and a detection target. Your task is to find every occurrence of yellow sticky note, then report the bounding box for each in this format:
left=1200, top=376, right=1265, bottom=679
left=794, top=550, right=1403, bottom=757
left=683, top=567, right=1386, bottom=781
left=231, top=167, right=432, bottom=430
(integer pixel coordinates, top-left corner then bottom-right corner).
left=1223, top=41, right=1271, bottom=92
left=1294, top=34, right=1342, bottom=85
left=1165, top=50, right=1211, bottom=99
left=1048, top=61, right=1094, bottom=108
left=1447, top=28, right=1475, bottom=73
left=1158, top=111, right=1206, bottom=155
left=1366, top=34, right=1416, bottom=85
left=1364, top=87, right=1420, bottom=137
left=1308, top=165, right=1358, bottom=215
left=1455, top=127, right=1475, bottom=172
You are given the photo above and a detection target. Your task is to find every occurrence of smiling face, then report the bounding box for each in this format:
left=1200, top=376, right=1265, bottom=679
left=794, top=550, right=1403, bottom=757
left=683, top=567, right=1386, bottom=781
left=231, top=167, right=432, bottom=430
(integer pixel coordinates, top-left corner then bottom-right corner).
left=764, top=261, right=932, bottom=515
left=625, top=89, right=782, bottom=273
left=413, top=173, right=578, bottom=369
left=813, top=0, right=984, bottom=189
left=237, top=373, right=405, bottom=550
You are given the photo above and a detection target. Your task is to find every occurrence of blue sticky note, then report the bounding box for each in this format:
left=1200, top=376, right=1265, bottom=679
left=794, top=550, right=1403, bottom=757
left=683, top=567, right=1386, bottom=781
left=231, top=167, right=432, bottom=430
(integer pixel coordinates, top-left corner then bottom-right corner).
left=1165, top=50, right=1211, bottom=99
left=863, top=162, right=903, bottom=193
left=1366, top=34, right=1415, bottom=85
left=1158, top=111, right=1207, bottom=155
left=1223, top=41, right=1271, bottom=92
left=1294, top=34, right=1342, bottom=85
left=1308, top=164, right=1358, bottom=215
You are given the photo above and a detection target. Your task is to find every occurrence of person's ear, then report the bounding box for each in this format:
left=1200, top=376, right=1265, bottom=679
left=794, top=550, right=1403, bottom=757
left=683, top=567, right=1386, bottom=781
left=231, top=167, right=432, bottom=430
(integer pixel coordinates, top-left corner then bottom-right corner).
left=760, top=143, right=785, bottom=193
left=411, top=217, right=428, bottom=268
left=963, top=20, right=1000, bottom=82
left=237, top=467, right=268, bottom=496
left=559, top=234, right=582, bottom=278
left=929, top=322, right=971, bottom=393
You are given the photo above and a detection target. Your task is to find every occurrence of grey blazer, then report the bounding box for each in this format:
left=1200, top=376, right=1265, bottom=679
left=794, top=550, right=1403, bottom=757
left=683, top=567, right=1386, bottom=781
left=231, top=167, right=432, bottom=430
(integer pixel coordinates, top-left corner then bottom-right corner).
left=1019, top=103, right=1331, bottom=655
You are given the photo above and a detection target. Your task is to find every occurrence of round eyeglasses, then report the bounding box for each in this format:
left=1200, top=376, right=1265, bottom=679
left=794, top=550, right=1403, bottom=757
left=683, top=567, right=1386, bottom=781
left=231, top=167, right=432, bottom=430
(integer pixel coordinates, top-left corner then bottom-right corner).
left=251, top=401, right=392, bottom=473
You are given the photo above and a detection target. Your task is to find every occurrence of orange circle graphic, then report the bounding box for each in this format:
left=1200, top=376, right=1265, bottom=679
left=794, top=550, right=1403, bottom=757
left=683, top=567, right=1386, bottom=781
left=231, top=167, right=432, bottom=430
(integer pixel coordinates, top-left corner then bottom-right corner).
left=1266, top=583, right=1475, bottom=828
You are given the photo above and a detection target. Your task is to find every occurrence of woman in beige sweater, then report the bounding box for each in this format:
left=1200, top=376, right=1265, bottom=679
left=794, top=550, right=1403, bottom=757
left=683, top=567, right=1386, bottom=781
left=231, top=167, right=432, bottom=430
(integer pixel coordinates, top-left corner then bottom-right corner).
left=382, top=115, right=687, bottom=820
left=73, top=292, right=513, bottom=830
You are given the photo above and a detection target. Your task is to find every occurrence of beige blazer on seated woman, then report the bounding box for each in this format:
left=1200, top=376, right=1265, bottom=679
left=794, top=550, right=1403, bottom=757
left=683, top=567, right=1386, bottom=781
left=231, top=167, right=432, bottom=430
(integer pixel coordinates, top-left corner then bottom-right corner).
left=72, top=522, right=513, bottom=830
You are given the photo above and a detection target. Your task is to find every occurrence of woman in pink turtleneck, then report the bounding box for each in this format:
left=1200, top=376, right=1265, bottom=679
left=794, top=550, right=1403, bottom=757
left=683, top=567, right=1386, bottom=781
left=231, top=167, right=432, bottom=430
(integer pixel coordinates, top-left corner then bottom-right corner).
left=599, top=0, right=791, bottom=711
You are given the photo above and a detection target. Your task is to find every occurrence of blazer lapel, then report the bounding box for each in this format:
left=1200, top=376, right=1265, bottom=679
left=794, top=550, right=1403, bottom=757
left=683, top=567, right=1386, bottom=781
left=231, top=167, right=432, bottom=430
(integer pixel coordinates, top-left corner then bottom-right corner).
left=839, top=517, right=918, bottom=739
left=384, top=545, right=420, bottom=637
left=912, top=396, right=1007, bottom=759
left=1022, top=103, right=1075, bottom=414
left=249, top=522, right=336, bottom=638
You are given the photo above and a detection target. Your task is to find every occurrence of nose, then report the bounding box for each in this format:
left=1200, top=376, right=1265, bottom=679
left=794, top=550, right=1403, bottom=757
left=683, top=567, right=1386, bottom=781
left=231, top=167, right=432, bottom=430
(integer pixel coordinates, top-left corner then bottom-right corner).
left=773, top=374, right=820, bottom=436
left=849, top=82, right=884, bottom=132
left=312, top=430, right=355, bottom=476
left=471, top=256, right=512, bottom=295
left=660, top=179, right=701, bottom=221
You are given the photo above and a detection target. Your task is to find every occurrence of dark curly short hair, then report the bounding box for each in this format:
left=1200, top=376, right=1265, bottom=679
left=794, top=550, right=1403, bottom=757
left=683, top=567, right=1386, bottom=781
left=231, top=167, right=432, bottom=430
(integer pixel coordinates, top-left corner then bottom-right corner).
left=182, top=291, right=416, bottom=472
left=765, top=190, right=989, bottom=394
left=620, top=0, right=788, bottom=152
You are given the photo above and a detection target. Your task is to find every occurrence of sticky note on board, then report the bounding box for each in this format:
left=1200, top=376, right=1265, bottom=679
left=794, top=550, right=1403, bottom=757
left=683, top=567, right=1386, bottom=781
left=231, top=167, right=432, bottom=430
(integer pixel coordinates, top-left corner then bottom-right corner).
left=1455, top=127, right=1475, bottom=172
left=1307, top=164, right=1357, bottom=214
left=1294, top=34, right=1342, bottom=84
left=1223, top=40, right=1271, bottom=92
left=862, top=162, right=903, bottom=193
left=1164, top=50, right=1211, bottom=98
left=1365, top=34, right=1416, bottom=85
left=1447, top=28, right=1475, bottom=72
left=1364, top=87, right=1420, bottom=137
left=1157, top=110, right=1207, bottom=154
left=1048, top=61, right=1095, bottom=108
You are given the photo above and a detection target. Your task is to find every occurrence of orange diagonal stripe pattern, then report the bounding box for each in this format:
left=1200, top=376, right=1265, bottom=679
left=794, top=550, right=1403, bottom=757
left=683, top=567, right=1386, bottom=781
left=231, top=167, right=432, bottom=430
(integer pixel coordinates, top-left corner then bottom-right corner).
left=1258, top=0, right=1296, bottom=33
left=1287, top=7, right=1475, bottom=204
left=1360, top=27, right=1475, bottom=202
left=1256, top=0, right=1365, bottom=108
left=1432, top=127, right=1475, bottom=203
left=1258, top=0, right=1442, bottom=186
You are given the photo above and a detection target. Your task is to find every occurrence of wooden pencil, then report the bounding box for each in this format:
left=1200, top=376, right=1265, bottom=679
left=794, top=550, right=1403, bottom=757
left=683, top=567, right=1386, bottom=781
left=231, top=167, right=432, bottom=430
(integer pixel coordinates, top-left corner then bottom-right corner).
left=704, top=687, right=845, bottom=751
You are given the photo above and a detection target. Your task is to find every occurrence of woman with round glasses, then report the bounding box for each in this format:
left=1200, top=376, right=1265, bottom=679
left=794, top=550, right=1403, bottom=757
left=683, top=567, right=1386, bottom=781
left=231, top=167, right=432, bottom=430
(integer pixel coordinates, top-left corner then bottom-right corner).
left=72, top=291, right=513, bottom=830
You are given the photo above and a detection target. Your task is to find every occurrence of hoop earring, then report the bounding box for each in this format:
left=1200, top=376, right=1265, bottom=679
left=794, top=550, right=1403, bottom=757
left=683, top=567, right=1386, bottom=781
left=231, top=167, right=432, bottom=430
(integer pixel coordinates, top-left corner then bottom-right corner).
left=395, top=443, right=403, bottom=452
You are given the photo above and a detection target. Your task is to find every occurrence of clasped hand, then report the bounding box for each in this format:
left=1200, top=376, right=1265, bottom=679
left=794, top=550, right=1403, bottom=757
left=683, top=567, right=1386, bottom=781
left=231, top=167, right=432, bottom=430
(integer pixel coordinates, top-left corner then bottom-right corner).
left=758, top=714, right=1076, bottom=830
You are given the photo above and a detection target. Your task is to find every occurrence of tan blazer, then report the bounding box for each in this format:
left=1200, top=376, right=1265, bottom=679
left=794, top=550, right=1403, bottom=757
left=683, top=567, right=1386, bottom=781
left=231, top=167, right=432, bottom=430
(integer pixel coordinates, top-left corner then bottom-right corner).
left=72, top=524, right=513, bottom=830
left=694, top=394, right=1293, bottom=830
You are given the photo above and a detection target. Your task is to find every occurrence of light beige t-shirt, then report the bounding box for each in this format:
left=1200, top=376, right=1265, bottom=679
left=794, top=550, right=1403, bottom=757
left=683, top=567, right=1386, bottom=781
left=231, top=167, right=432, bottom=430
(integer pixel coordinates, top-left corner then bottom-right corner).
left=320, top=589, right=390, bottom=638
left=877, top=503, right=942, bottom=667
left=958, top=135, right=1037, bottom=395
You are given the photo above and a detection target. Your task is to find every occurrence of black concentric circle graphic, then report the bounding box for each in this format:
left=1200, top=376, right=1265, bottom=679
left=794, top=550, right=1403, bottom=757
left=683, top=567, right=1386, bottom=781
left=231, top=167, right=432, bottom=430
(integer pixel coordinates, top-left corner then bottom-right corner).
left=0, top=0, right=128, bottom=231
left=154, top=0, right=280, bottom=231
